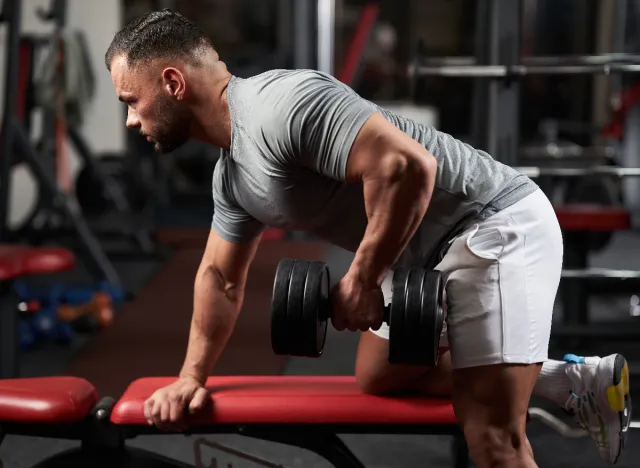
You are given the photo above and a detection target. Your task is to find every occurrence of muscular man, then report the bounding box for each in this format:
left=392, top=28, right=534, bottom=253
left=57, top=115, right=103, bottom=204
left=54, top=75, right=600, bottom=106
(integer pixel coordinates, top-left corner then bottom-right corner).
left=106, top=10, right=631, bottom=467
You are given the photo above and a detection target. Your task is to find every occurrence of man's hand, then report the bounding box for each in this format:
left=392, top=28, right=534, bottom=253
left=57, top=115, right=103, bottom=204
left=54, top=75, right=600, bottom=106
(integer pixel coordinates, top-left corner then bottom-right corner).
left=143, top=376, right=210, bottom=432
left=330, top=272, right=385, bottom=332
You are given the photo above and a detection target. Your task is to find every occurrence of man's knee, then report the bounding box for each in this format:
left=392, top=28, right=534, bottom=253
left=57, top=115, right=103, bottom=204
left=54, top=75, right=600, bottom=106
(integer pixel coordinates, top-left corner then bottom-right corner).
left=463, top=419, right=530, bottom=467
left=355, top=331, right=441, bottom=396
left=355, top=332, right=453, bottom=396
left=355, top=369, right=391, bottom=396
left=459, top=398, right=531, bottom=466
left=355, top=355, right=452, bottom=397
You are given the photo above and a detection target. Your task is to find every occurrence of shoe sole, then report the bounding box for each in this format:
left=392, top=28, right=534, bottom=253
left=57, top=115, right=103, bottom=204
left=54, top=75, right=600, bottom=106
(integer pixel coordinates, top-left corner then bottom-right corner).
left=604, top=354, right=632, bottom=463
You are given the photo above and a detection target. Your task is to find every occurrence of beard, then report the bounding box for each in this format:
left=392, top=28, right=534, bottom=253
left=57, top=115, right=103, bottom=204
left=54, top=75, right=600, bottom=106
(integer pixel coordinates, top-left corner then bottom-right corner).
left=148, top=93, right=193, bottom=154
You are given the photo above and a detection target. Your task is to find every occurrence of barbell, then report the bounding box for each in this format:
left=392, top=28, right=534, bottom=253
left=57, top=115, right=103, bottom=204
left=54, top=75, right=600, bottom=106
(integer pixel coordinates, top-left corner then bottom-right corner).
left=409, top=53, right=640, bottom=78
left=414, top=53, right=640, bottom=68
left=562, top=268, right=640, bottom=279
left=270, top=259, right=446, bottom=367
left=410, top=63, right=640, bottom=78
left=515, top=166, right=640, bottom=178
left=520, top=144, right=616, bottom=161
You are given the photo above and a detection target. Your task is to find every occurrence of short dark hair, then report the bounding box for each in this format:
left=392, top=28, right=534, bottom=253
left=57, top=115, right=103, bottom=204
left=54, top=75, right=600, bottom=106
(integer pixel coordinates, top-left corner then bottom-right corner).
left=105, top=9, right=212, bottom=71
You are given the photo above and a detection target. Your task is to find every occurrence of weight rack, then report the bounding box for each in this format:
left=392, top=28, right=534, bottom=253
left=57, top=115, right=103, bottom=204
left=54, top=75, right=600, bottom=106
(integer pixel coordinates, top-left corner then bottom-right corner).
left=409, top=0, right=640, bottom=344
left=0, top=0, right=121, bottom=288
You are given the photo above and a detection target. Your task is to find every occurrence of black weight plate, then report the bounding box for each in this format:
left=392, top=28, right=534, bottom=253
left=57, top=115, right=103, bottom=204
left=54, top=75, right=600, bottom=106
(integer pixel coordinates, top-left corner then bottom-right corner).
left=317, top=264, right=330, bottom=352
left=388, top=268, right=410, bottom=365
left=271, top=258, right=296, bottom=355
left=286, top=260, right=311, bottom=357
left=403, top=269, right=427, bottom=365
left=418, top=270, right=445, bottom=367
left=301, top=261, right=330, bottom=357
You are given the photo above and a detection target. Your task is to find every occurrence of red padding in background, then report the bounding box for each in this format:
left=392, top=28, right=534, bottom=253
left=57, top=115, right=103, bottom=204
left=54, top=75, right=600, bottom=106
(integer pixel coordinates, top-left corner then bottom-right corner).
left=0, top=377, right=98, bottom=424
left=555, top=204, right=631, bottom=231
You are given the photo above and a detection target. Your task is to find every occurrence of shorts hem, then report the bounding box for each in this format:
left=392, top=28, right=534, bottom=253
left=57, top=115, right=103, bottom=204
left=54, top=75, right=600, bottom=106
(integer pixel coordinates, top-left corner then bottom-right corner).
left=369, top=328, right=389, bottom=340
left=453, top=353, right=548, bottom=369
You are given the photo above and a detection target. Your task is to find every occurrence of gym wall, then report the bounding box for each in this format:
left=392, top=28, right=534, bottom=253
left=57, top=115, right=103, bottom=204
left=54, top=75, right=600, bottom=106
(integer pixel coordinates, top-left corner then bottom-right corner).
left=0, top=0, right=124, bottom=227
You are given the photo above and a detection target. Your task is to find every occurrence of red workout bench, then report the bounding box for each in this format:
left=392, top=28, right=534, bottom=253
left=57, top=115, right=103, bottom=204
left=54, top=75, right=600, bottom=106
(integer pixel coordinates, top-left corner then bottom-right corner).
left=0, top=376, right=468, bottom=468
left=0, top=245, right=76, bottom=379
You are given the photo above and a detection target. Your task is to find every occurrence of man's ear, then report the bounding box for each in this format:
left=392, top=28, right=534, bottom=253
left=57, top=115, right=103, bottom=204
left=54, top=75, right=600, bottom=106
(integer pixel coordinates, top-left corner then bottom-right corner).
left=162, top=67, right=186, bottom=99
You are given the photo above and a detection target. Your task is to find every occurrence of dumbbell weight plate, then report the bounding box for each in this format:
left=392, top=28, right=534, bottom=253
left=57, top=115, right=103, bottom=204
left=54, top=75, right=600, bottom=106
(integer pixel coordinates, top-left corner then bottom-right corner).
left=271, top=258, right=296, bottom=355
left=389, top=268, right=444, bottom=367
left=420, top=270, right=445, bottom=367
left=301, top=261, right=330, bottom=357
left=286, top=260, right=311, bottom=356
left=388, top=268, right=410, bottom=365
left=399, top=269, right=427, bottom=365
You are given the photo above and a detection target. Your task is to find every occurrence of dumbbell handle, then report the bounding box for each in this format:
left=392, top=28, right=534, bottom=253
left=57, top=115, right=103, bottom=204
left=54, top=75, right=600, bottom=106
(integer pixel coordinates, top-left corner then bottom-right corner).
left=382, top=306, right=391, bottom=323
left=321, top=296, right=391, bottom=324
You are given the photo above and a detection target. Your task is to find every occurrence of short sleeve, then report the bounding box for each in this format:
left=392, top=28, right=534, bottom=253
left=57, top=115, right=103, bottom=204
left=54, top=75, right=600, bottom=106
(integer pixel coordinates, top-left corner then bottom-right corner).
left=265, top=71, right=377, bottom=180
left=211, top=158, right=265, bottom=243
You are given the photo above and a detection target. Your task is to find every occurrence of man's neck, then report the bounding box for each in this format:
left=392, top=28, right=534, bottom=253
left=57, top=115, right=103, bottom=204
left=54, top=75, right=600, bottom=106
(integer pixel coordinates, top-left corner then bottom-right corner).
left=191, top=67, right=233, bottom=149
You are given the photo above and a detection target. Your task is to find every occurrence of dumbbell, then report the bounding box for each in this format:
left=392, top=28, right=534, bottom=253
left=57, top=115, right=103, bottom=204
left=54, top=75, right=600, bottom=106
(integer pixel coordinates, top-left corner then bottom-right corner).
left=270, top=258, right=445, bottom=367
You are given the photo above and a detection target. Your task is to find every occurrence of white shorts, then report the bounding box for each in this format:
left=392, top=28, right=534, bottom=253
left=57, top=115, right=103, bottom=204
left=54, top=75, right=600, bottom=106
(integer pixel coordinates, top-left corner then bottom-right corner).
left=372, top=189, right=563, bottom=369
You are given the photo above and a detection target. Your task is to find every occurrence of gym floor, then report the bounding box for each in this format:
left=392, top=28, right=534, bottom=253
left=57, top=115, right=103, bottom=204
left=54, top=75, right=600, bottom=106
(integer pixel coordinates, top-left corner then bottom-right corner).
left=2, top=226, right=640, bottom=467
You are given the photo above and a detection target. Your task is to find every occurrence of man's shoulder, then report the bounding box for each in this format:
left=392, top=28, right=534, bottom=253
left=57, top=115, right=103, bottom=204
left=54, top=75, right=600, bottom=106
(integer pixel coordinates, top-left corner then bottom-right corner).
left=238, top=68, right=337, bottom=87
left=228, top=69, right=342, bottom=140
left=230, top=69, right=344, bottom=104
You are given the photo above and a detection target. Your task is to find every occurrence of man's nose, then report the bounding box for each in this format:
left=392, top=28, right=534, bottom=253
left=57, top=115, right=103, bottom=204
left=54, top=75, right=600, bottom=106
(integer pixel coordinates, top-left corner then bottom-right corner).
left=126, top=110, right=140, bottom=129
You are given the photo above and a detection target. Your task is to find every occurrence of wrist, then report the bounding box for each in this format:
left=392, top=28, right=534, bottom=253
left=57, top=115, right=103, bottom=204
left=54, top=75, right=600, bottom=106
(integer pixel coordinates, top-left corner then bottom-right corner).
left=179, top=365, right=208, bottom=386
left=346, top=261, right=384, bottom=289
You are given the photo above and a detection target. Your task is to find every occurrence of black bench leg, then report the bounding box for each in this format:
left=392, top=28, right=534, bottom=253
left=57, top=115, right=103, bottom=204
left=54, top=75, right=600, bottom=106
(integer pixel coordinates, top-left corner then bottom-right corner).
left=452, top=434, right=470, bottom=468
left=240, top=429, right=366, bottom=468
left=0, top=282, right=18, bottom=379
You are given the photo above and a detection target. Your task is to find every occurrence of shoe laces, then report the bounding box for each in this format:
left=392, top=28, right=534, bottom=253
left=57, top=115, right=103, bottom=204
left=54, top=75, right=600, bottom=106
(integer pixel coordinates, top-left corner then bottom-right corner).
left=565, top=390, right=608, bottom=448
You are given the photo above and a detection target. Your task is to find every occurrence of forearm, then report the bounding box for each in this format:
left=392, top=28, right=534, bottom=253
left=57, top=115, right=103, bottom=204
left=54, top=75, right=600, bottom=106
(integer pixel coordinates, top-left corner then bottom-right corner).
left=179, top=264, right=244, bottom=384
left=350, top=153, right=436, bottom=287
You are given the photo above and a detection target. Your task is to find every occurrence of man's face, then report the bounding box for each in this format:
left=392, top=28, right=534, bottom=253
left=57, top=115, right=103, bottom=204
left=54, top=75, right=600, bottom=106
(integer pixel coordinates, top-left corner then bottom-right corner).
left=110, top=55, right=193, bottom=153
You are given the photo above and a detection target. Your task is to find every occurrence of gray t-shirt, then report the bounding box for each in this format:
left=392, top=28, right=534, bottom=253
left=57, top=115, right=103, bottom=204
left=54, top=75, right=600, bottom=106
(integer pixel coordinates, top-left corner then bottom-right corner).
left=212, top=69, right=538, bottom=268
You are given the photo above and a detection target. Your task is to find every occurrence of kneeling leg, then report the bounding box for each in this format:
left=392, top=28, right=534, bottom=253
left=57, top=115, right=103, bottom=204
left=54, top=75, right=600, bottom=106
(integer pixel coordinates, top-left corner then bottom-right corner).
left=453, top=363, right=541, bottom=468
left=355, top=331, right=452, bottom=396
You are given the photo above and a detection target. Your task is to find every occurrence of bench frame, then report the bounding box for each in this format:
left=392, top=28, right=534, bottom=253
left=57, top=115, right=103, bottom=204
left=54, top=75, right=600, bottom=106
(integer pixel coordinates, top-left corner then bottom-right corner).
left=0, top=281, right=19, bottom=379
left=0, top=398, right=469, bottom=468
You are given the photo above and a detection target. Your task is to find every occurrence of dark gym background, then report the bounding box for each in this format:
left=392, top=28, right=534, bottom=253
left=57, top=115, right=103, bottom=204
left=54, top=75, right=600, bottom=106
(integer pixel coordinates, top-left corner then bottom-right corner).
left=2, top=0, right=640, bottom=467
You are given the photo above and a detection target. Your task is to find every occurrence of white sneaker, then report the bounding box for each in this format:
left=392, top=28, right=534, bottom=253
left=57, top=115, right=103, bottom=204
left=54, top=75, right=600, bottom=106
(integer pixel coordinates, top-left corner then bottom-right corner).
left=563, top=353, right=632, bottom=464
